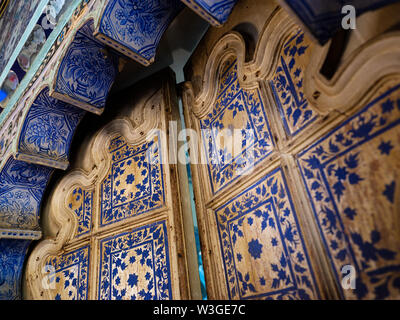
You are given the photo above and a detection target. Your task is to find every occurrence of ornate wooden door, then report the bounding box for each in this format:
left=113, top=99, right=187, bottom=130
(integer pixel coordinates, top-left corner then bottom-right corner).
left=24, top=71, right=192, bottom=300
left=182, top=2, right=400, bottom=300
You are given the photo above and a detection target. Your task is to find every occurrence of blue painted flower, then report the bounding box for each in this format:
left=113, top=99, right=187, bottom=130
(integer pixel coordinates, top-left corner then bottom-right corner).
left=248, top=239, right=263, bottom=260
left=127, top=273, right=138, bottom=288
left=378, top=140, right=394, bottom=155
left=115, top=0, right=167, bottom=45
left=126, top=173, right=135, bottom=184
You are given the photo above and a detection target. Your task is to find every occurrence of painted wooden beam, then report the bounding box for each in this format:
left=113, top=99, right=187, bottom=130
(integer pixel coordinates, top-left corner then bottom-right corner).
left=180, top=0, right=237, bottom=26
left=94, top=0, right=184, bottom=66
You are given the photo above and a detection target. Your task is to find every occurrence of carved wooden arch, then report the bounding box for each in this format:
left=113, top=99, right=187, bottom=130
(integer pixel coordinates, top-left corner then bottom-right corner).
left=190, top=5, right=400, bottom=121
left=304, top=31, right=400, bottom=114
left=190, top=8, right=315, bottom=118
left=24, top=82, right=185, bottom=300
left=181, top=7, right=338, bottom=300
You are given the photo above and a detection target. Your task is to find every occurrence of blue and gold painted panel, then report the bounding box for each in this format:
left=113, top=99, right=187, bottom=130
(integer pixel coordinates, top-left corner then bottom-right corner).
left=100, top=134, right=165, bottom=227
left=17, top=87, right=85, bottom=167
left=215, top=168, right=319, bottom=300
left=281, top=0, right=400, bottom=44
left=0, top=239, right=31, bottom=300
left=46, top=245, right=90, bottom=300
left=270, top=30, right=317, bottom=137
left=98, top=220, right=172, bottom=300
left=0, top=157, right=53, bottom=230
left=97, top=0, right=184, bottom=66
left=180, top=0, right=237, bottom=26
left=298, top=84, right=400, bottom=299
left=67, top=187, right=93, bottom=237
left=55, top=21, right=118, bottom=113
left=200, top=58, right=275, bottom=194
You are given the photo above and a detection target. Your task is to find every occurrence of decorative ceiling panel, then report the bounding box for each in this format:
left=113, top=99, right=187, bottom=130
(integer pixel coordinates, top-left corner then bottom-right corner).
left=0, top=0, right=44, bottom=81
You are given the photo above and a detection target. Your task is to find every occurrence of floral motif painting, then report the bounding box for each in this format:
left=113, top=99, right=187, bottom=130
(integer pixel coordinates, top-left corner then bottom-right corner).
left=200, top=58, right=275, bottom=194
left=98, top=220, right=172, bottom=300
left=46, top=246, right=90, bottom=300
left=55, top=21, right=118, bottom=112
left=98, top=0, right=184, bottom=65
left=100, top=134, right=165, bottom=227
left=215, top=168, right=319, bottom=300
left=297, top=84, right=400, bottom=299
left=18, top=87, right=85, bottom=167
left=0, top=157, right=53, bottom=230
left=180, top=0, right=237, bottom=25
left=0, top=239, right=31, bottom=300
left=67, top=187, right=93, bottom=237
left=270, top=30, right=317, bottom=137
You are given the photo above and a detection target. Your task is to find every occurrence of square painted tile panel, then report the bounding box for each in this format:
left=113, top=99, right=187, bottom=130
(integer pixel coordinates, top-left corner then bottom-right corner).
left=46, top=245, right=90, bottom=300
left=200, top=58, right=275, bottom=195
left=98, top=220, right=172, bottom=300
left=298, top=84, right=400, bottom=299
left=101, top=133, right=165, bottom=227
left=214, top=168, right=319, bottom=299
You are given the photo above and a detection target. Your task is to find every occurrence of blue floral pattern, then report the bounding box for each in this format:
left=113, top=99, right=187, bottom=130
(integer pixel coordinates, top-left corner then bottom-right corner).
left=68, top=187, right=93, bottom=237
left=0, top=239, right=31, bottom=300
left=55, top=21, right=118, bottom=111
left=0, top=157, right=53, bottom=230
left=46, top=246, right=90, bottom=300
left=297, top=84, right=400, bottom=299
left=215, top=168, right=319, bottom=299
left=200, top=58, right=275, bottom=194
left=98, top=220, right=172, bottom=300
left=270, top=30, right=316, bottom=137
left=100, top=134, right=165, bottom=226
left=18, top=88, right=85, bottom=165
left=98, top=0, right=183, bottom=64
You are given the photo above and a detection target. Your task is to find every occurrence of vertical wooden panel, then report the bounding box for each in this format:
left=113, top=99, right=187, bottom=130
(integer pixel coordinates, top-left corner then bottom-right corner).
left=183, top=1, right=400, bottom=300
left=25, top=70, right=191, bottom=300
